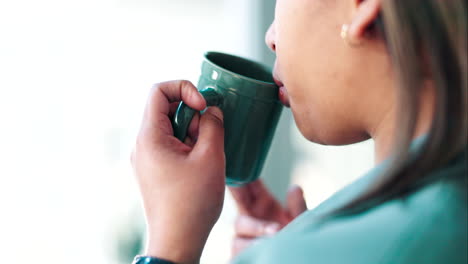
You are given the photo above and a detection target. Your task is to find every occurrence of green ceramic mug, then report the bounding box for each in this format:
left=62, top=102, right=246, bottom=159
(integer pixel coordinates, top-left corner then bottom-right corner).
left=172, top=51, right=283, bottom=186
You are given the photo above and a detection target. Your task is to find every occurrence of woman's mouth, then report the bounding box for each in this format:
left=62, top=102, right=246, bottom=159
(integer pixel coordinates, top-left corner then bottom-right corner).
left=278, top=86, right=290, bottom=107
left=273, top=77, right=290, bottom=107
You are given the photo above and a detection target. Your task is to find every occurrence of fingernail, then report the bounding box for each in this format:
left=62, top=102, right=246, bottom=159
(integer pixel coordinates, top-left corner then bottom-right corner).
left=207, top=107, right=224, bottom=121
left=288, top=184, right=302, bottom=194
left=264, top=223, right=280, bottom=235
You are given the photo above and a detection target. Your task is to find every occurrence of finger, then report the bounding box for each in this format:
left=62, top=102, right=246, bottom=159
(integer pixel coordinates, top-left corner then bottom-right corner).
left=183, top=113, right=200, bottom=147
left=231, top=237, right=256, bottom=258
left=169, top=102, right=181, bottom=117
left=235, top=215, right=280, bottom=238
left=229, top=180, right=281, bottom=219
left=286, top=185, right=307, bottom=218
left=192, top=107, right=224, bottom=156
left=141, top=80, right=206, bottom=138
left=229, top=180, right=270, bottom=212
left=153, top=80, right=206, bottom=114
left=187, top=112, right=200, bottom=143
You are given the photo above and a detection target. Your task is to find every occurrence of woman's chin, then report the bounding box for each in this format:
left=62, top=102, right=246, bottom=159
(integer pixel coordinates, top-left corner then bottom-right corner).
left=293, top=114, right=370, bottom=146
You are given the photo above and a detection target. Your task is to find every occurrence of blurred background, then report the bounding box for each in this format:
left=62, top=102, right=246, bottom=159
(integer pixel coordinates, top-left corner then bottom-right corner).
left=0, top=0, right=373, bottom=263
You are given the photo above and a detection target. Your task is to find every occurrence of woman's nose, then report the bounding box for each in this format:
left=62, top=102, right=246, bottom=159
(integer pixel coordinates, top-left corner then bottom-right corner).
left=265, top=22, right=276, bottom=53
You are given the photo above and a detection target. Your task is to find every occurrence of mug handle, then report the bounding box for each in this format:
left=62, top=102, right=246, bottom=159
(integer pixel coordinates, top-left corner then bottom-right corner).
left=172, top=87, right=223, bottom=141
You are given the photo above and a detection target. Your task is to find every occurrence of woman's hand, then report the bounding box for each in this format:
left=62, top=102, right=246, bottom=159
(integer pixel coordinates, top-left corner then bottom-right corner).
left=131, top=80, right=226, bottom=264
left=229, top=180, right=307, bottom=257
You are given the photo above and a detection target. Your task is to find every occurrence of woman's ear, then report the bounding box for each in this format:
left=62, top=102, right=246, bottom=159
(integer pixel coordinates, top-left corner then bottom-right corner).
left=346, top=0, right=381, bottom=45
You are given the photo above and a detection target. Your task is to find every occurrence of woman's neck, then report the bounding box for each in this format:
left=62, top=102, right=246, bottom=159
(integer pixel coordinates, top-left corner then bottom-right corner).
left=371, top=83, right=436, bottom=164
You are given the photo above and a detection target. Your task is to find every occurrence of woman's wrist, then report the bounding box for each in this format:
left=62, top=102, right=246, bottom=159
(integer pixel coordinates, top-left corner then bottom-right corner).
left=133, top=255, right=176, bottom=264
left=145, top=242, right=201, bottom=264
left=145, top=226, right=210, bottom=264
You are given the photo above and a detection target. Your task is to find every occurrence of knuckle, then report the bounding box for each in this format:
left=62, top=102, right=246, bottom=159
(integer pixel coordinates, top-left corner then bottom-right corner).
left=208, top=106, right=223, bottom=118
left=149, top=83, right=164, bottom=100
left=208, top=113, right=224, bottom=127
left=177, top=79, right=192, bottom=90
left=180, top=80, right=197, bottom=96
left=179, top=79, right=192, bottom=87
left=151, top=80, right=179, bottom=92
left=151, top=82, right=162, bottom=93
left=188, top=85, right=200, bottom=100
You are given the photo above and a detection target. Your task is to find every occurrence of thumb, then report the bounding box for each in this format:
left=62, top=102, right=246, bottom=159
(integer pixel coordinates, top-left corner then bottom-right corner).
left=286, top=185, right=307, bottom=218
left=193, top=107, right=225, bottom=155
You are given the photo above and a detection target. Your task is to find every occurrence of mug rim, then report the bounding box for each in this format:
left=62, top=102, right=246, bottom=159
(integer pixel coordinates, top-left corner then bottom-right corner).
left=203, top=51, right=277, bottom=86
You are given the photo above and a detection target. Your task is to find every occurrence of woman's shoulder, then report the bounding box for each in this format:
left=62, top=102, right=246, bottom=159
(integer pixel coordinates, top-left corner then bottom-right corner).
left=233, top=153, right=467, bottom=264
left=234, top=178, right=466, bottom=264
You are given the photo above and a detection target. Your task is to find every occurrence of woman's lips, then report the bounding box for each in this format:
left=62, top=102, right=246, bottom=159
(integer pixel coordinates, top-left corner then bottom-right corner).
left=279, top=86, right=290, bottom=107
left=274, top=77, right=290, bottom=107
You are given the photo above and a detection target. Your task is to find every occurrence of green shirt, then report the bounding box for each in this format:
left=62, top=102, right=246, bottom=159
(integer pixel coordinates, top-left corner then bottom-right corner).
left=233, top=147, right=467, bottom=264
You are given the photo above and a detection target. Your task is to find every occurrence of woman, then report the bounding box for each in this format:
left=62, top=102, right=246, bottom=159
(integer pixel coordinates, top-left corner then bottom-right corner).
left=131, top=0, right=467, bottom=263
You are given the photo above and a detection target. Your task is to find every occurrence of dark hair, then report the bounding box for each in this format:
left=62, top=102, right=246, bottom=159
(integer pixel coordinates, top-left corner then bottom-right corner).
left=334, top=0, right=467, bottom=216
